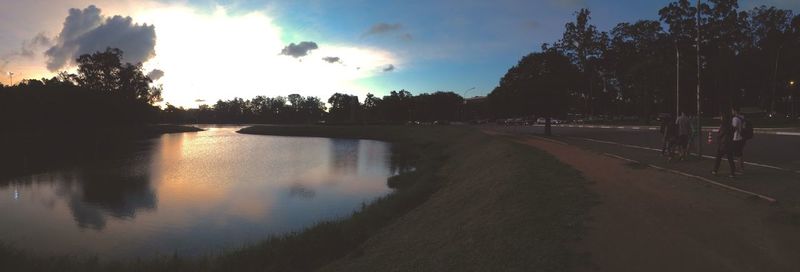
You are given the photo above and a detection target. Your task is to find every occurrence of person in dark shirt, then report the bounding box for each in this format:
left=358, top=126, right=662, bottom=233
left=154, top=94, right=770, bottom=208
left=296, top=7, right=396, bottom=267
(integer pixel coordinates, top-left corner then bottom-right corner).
left=712, top=113, right=736, bottom=177
left=675, top=112, right=691, bottom=160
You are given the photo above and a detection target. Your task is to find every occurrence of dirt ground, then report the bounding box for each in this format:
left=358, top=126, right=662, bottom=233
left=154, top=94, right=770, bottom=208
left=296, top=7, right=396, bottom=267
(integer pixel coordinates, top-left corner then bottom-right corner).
left=513, top=134, right=800, bottom=272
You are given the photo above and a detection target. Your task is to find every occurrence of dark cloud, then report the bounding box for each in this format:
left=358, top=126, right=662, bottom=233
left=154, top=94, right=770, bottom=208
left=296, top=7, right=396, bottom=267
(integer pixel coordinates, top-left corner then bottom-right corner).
left=195, top=99, right=206, bottom=103
left=322, top=56, right=341, bottom=63
left=382, top=64, right=395, bottom=72
left=147, top=69, right=164, bottom=81
left=21, top=33, right=53, bottom=57
left=45, top=5, right=157, bottom=71
left=363, top=23, right=403, bottom=37
left=280, top=41, right=319, bottom=58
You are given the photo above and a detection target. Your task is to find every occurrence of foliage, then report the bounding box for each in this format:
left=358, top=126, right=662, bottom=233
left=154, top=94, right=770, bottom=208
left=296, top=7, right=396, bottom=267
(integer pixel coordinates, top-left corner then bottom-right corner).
left=489, top=0, right=800, bottom=121
left=0, top=48, right=161, bottom=128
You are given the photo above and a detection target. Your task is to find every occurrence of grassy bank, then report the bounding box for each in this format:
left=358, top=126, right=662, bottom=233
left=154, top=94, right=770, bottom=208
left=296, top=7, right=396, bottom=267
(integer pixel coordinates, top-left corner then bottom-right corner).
left=2, top=125, right=593, bottom=271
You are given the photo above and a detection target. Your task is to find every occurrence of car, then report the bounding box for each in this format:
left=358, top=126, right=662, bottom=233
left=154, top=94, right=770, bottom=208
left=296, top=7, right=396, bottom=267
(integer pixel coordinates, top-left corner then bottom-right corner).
left=536, top=117, right=546, bottom=124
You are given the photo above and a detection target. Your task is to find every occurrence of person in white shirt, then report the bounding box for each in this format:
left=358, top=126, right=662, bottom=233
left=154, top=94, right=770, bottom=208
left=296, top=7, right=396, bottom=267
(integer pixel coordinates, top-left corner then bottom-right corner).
left=731, top=107, right=746, bottom=173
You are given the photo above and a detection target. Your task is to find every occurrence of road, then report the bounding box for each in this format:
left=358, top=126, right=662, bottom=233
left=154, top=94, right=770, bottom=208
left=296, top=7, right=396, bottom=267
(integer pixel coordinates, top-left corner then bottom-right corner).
left=500, top=124, right=800, bottom=172
left=490, top=124, right=800, bottom=207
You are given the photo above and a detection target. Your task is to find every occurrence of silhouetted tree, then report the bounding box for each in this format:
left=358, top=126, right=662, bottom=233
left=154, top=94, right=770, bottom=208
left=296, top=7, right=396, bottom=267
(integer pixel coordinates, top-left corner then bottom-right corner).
left=489, top=50, right=579, bottom=135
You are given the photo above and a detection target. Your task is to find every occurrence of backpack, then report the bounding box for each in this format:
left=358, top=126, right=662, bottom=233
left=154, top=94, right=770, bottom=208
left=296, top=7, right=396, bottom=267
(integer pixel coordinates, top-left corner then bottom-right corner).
left=739, top=116, right=754, bottom=140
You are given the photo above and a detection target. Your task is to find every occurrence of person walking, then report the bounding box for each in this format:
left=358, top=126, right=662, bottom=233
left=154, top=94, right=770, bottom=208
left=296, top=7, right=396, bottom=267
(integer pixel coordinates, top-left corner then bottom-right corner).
left=731, top=107, right=747, bottom=173
left=713, top=113, right=736, bottom=177
left=659, top=113, right=673, bottom=156
left=675, top=111, right=692, bottom=160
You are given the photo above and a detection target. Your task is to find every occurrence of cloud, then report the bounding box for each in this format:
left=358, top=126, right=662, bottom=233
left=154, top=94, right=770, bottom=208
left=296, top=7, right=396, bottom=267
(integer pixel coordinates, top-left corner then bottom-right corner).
left=21, top=33, right=53, bottom=57
left=382, top=64, right=395, bottom=72
left=280, top=41, right=319, bottom=58
left=195, top=99, right=206, bottom=103
left=322, top=56, right=341, bottom=63
left=363, top=23, right=403, bottom=37
left=45, top=5, right=157, bottom=71
left=147, top=69, right=164, bottom=80
left=400, top=33, right=413, bottom=41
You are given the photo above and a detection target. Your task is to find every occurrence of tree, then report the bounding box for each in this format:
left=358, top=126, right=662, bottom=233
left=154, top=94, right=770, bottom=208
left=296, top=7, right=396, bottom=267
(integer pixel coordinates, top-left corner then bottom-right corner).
left=74, top=48, right=161, bottom=104
left=557, top=9, right=605, bottom=116
left=327, top=93, right=361, bottom=123
left=489, top=49, right=579, bottom=135
left=607, top=20, right=672, bottom=121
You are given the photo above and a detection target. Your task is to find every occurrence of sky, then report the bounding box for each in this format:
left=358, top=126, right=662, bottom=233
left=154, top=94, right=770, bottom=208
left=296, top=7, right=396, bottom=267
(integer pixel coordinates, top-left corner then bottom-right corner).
left=1, top=0, right=798, bottom=108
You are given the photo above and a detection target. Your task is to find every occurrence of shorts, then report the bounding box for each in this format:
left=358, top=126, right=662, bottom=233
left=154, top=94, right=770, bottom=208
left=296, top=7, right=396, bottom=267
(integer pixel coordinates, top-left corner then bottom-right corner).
left=732, top=140, right=745, bottom=157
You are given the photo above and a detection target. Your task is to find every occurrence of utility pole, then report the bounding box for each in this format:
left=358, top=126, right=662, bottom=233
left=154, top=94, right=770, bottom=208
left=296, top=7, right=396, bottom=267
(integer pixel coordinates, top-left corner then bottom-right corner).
left=696, top=0, right=702, bottom=158
left=791, top=81, right=796, bottom=119
left=676, top=47, right=680, bottom=117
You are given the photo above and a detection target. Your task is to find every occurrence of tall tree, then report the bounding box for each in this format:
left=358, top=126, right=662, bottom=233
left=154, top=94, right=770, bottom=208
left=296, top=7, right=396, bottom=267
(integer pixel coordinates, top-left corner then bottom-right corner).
left=489, top=49, right=579, bottom=135
left=557, top=9, right=604, bottom=116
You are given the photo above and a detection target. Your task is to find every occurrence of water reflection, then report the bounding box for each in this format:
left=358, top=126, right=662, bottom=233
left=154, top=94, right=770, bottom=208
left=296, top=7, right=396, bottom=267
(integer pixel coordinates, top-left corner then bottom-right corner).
left=0, top=126, right=397, bottom=259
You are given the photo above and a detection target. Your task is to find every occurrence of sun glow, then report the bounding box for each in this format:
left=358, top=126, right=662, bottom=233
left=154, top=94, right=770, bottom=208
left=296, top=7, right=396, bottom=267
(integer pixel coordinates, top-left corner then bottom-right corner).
left=132, top=5, right=398, bottom=108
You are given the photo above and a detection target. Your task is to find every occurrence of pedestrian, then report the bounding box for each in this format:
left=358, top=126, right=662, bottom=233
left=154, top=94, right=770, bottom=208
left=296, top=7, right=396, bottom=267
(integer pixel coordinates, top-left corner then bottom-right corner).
left=675, top=111, right=692, bottom=160
left=665, top=116, right=679, bottom=161
left=731, top=107, right=747, bottom=173
left=659, top=113, right=673, bottom=156
left=713, top=113, right=736, bottom=177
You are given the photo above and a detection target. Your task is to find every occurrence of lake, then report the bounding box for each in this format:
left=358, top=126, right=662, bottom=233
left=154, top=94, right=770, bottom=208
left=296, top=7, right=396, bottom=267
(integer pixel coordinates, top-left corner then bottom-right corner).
left=0, top=126, right=396, bottom=259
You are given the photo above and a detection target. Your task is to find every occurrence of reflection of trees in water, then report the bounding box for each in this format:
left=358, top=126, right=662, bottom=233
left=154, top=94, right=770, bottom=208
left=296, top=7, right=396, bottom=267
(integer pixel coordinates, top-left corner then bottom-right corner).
left=0, top=133, right=157, bottom=186
left=0, top=138, right=160, bottom=230
left=329, top=139, right=359, bottom=175
left=62, top=156, right=158, bottom=229
left=288, top=183, right=316, bottom=199
left=389, top=143, right=417, bottom=175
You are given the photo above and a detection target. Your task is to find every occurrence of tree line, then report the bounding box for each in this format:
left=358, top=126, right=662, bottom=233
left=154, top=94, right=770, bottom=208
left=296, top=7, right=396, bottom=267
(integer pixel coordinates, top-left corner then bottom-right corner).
left=162, top=90, right=465, bottom=124
left=490, top=0, right=800, bottom=123
left=4, top=0, right=797, bottom=128
left=0, top=48, right=162, bottom=129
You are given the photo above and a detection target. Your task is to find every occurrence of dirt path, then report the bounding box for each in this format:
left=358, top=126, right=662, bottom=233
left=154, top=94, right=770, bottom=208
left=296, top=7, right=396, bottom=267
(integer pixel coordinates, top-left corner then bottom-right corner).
left=511, top=134, right=800, bottom=272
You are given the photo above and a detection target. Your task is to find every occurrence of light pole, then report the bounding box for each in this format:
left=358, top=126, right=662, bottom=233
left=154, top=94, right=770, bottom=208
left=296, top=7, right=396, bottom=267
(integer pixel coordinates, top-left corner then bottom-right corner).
left=791, top=80, right=796, bottom=119
left=676, top=46, right=680, bottom=117
left=695, top=0, right=702, bottom=158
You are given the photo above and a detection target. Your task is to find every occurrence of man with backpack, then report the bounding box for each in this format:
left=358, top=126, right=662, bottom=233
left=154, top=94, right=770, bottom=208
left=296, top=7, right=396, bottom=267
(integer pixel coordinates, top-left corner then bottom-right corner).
left=731, top=107, right=753, bottom=173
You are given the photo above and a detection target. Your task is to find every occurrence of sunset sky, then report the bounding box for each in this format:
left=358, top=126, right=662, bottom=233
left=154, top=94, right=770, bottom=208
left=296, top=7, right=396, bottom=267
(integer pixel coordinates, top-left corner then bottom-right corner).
left=1, top=0, right=798, bottom=108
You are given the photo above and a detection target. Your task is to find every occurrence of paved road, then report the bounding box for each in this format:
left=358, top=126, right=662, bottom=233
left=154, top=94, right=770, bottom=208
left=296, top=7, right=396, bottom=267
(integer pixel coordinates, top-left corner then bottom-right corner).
left=499, top=124, right=800, bottom=173
left=490, top=124, right=800, bottom=207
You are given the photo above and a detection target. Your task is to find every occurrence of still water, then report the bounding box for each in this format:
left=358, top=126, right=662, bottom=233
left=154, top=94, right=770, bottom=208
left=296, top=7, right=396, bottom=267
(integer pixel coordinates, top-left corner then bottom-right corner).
left=0, top=126, right=395, bottom=259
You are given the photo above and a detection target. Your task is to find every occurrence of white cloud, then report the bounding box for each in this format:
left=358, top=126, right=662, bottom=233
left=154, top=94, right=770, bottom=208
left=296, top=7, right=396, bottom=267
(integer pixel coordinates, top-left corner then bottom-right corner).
left=133, top=4, right=400, bottom=107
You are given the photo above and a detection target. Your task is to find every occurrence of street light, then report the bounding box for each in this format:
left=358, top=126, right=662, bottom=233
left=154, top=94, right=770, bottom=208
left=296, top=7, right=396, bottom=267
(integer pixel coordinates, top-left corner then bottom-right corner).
left=695, top=0, right=702, bottom=158
left=791, top=80, right=797, bottom=119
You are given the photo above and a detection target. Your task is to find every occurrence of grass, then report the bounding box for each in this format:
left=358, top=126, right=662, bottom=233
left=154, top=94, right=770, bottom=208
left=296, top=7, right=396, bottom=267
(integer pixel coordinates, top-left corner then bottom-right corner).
left=1, top=125, right=594, bottom=271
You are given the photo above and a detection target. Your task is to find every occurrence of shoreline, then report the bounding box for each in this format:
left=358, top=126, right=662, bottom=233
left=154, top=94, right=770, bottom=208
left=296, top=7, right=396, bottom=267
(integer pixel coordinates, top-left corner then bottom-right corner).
left=3, top=125, right=592, bottom=271
left=0, top=124, right=203, bottom=181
